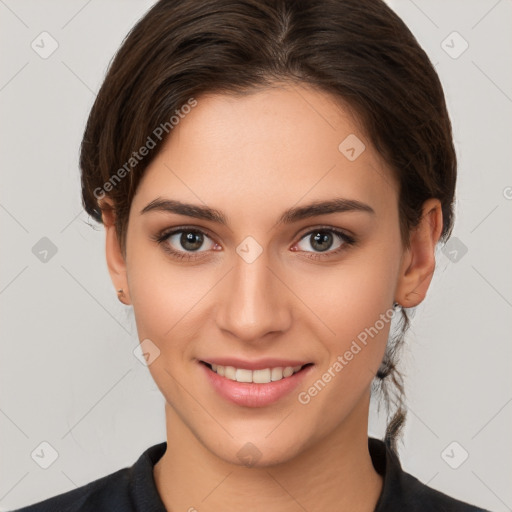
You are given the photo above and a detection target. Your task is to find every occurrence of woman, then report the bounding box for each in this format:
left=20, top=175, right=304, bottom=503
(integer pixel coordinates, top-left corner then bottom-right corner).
left=14, top=0, right=493, bottom=510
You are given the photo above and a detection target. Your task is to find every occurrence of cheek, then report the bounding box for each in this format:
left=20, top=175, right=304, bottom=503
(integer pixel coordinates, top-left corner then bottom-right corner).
left=295, top=245, right=399, bottom=392
left=304, top=251, right=398, bottom=339
left=130, top=278, right=213, bottom=364
left=296, top=278, right=395, bottom=428
left=125, top=236, right=209, bottom=341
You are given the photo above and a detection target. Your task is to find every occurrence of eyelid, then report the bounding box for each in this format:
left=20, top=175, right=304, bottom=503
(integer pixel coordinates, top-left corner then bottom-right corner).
left=295, top=224, right=355, bottom=241
left=156, top=224, right=352, bottom=244
left=155, top=225, right=217, bottom=242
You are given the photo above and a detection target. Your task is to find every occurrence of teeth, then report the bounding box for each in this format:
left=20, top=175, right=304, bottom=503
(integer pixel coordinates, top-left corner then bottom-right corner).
left=283, top=367, right=294, bottom=378
left=235, top=368, right=252, bottom=382
left=253, top=368, right=271, bottom=383
left=271, top=367, right=283, bottom=381
left=225, top=366, right=236, bottom=380
left=209, top=364, right=303, bottom=383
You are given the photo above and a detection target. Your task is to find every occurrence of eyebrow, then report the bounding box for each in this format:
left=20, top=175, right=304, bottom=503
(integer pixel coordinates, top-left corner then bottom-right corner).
left=140, top=197, right=375, bottom=225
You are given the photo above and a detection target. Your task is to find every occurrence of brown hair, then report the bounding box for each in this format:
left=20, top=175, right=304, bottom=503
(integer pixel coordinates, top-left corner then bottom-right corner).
left=80, top=0, right=457, bottom=453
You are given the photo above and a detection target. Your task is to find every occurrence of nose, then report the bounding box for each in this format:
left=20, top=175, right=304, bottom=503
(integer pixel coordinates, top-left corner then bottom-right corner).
left=215, top=248, right=292, bottom=343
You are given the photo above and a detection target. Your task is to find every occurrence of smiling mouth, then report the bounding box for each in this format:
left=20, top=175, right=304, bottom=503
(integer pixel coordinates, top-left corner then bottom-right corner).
left=201, top=361, right=313, bottom=384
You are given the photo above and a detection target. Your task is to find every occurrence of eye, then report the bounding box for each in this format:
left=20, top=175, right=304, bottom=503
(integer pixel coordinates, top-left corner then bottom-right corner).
left=153, top=227, right=218, bottom=260
left=152, top=225, right=356, bottom=262
left=293, top=227, right=355, bottom=260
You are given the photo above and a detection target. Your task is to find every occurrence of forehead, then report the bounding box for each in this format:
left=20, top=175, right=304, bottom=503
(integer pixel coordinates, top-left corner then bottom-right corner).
left=133, top=83, right=398, bottom=220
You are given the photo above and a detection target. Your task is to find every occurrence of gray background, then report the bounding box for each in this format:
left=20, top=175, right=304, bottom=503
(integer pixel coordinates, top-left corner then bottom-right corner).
left=0, top=0, right=511, bottom=510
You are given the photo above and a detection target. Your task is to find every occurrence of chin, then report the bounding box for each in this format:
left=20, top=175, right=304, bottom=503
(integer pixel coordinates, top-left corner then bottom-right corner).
left=199, top=426, right=317, bottom=469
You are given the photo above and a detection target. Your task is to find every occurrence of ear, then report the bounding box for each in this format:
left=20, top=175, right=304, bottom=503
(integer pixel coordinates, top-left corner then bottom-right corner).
left=99, top=199, right=131, bottom=305
left=395, top=198, right=443, bottom=308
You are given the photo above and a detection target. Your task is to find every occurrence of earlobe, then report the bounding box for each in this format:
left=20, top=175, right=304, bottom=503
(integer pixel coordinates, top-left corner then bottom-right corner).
left=100, top=200, right=132, bottom=305
left=394, top=198, right=443, bottom=308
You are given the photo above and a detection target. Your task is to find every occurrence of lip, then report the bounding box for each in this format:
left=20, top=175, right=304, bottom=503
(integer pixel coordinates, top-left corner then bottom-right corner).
left=202, top=357, right=310, bottom=370
left=199, top=359, right=314, bottom=408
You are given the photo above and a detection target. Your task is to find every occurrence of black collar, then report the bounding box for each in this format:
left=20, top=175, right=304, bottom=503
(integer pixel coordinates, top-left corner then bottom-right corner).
left=129, top=437, right=487, bottom=511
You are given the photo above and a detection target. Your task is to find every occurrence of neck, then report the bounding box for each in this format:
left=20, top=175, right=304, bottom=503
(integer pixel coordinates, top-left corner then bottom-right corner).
left=154, top=394, right=383, bottom=512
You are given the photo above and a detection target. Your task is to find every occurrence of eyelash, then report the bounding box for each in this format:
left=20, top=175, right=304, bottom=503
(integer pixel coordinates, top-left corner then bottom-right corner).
left=152, top=226, right=356, bottom=262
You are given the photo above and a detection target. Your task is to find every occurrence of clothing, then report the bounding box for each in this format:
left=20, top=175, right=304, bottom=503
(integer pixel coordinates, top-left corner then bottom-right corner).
left=12, top=437, right=491, bottom=511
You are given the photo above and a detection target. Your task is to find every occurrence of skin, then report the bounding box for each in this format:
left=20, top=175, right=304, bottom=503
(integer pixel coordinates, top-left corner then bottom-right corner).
left=100, top=82, right=442, bottom=511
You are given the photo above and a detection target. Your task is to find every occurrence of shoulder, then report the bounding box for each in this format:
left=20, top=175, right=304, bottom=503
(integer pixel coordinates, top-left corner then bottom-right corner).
left=369, top=437, right=492, bottom=512
left=11, top=442, right=167, bottom=512
left=11, top=467, right=132, bottom=512
left=396, top=468, right=490, bottom=511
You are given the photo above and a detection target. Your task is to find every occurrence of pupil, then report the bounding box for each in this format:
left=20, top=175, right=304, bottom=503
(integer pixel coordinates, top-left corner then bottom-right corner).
left=312, top=231, right=332, bottom=252
left=181, top=231, right=203, bottom=251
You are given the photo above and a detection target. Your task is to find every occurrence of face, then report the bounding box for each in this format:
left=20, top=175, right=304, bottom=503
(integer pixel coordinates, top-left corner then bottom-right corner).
left=107, top=83, right=418, bottom=466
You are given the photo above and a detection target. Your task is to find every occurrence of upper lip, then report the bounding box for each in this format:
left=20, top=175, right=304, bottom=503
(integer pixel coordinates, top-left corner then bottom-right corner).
left=200, top=357, right=312, bottom=370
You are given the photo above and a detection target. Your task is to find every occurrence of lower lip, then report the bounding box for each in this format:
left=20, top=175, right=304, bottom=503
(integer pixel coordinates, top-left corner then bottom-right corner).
left=201, top=362, right=313, bottom=408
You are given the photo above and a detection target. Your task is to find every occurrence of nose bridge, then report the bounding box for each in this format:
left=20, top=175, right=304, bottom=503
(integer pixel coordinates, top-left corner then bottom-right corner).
left=216, top=244, right=290, bottom=340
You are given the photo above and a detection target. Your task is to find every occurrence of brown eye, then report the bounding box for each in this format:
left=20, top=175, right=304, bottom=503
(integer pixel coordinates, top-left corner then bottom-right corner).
left=297, top=229, right=350, bottom=252
left=163, top=229, right=215, bottom=253
left=309, top=231, right=335, bottom=252
left=153, top=227, right=218, bottom=261
left=178, top=231, right=205, bottom=251
left=293, top=227, right=356, bottom=261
